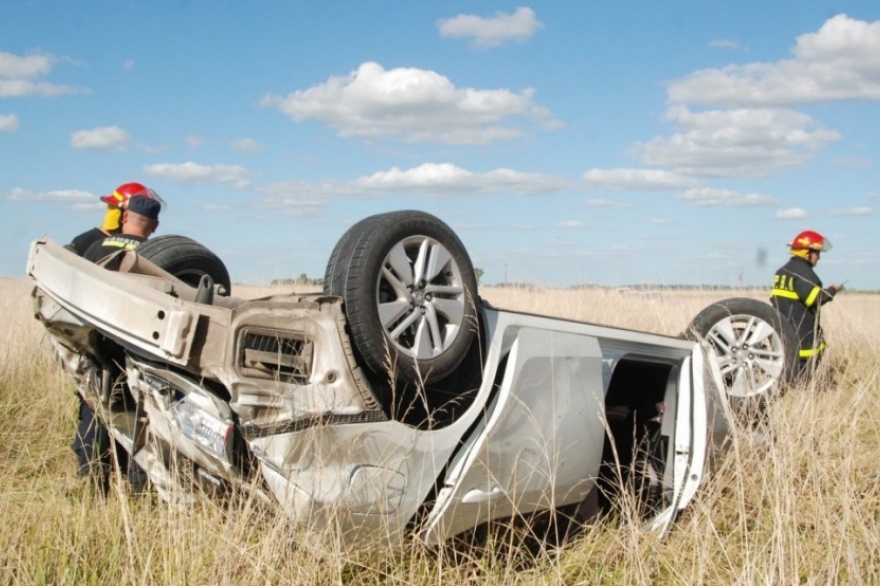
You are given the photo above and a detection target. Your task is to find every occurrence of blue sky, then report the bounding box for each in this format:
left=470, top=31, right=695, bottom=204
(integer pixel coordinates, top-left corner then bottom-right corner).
left=2, top=1, right=878, bottom=289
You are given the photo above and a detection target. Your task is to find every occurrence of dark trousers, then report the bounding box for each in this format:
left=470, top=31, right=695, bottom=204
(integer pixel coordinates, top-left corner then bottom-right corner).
left=796, top=351, right=825, bottom=382
left=72, top=397, right=109, bottom=477
left=72, top=397, right=140, bottom=490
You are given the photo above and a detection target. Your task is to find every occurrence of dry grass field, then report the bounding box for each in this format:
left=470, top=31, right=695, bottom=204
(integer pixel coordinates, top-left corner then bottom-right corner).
left=2, top=276, right=879, bottom=584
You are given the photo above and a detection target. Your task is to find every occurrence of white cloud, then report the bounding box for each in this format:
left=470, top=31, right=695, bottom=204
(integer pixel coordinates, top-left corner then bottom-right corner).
left=677, top=187, right=777, bottom=207
left=437, top=7, right=544, bottom=48
left=229, top=137, right=264, bottom=153
left=558, top=220, right=585, bottom=229
left=627, top=17, right=874, bottom=183
left=123, top=59, right=135, bottom=72
left=261, top=61, right=560, bottom=145
left=585, top=198, right=636, bottom=208
left=0, top=51, right=88, bottom=97
left=829, top=206, right=873, bottom=216
left=7, top=187, right=94, bottom=202
left=141, top=143, right=169, bottom=155
left=0, top=79, right=87, bottom=98
left=352, top=163, right=570, bottom=195
left=248, top=183, right=328, bottom=217
left=776, top=207, right=808, bottom=219
left=185, top=135, right=206, bottom=148
left=0, top=52, right=52, bottom=77
left=143, top=162, right=253, bottom=187
left=632, top=106, right=839, bottom=177
left=0, top=113, right=18, bottom=132
left=830, top=157, right=870, bottom=168
left=709, top=39, right=743, bottom=50
left=669, top=14, right=880, bottom=107
left=253, top=162, right=571, bottom=214
left=70, top=126, right=131, bottom=150
left=582, top=168, right=700, bottom=190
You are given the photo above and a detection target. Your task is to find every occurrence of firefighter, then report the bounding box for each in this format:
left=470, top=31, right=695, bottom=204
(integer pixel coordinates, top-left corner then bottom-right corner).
left=83, top=195, right=161, bottom=262
left=66, top=182, right=164, bottom=257
left=69, top=185, right=163, bottom=488
left=770, top=230, right=844, bottom=378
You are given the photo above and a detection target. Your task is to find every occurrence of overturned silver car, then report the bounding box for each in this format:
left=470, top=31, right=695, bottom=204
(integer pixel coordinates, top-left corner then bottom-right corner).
left=27, top=211, right=795, bottom=549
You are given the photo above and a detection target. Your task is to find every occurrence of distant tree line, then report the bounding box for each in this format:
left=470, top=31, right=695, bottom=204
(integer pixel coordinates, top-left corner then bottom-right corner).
left=273, top=268, right=488, bottom=287
left=271, top=273, right=323, bottom=286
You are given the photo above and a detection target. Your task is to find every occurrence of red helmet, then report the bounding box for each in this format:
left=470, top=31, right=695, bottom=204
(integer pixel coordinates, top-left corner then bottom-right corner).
left=100, top=182, right=166, bottom=209
left=789, top=230, right=832, bottom=252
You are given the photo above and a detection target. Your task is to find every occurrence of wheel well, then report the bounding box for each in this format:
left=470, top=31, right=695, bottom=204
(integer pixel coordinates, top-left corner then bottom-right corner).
left=358, top=309, right=486, bottom=429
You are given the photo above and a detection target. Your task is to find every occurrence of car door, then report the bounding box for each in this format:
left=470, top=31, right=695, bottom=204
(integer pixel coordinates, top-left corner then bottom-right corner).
left=420, top=326, right=606, bottom=544
left=420, top=326, right=714, bottom=544
left=641, top=344, right=709, bottom=534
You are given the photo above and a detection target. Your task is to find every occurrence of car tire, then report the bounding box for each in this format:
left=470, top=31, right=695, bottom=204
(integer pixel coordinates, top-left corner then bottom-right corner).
left=323, top=217, right=371, bottom=295
left=324, top=210, right=479, bottom=382
left=136, top=235, right=231, bottom=296
left=686, top=297, right=799, bottom=406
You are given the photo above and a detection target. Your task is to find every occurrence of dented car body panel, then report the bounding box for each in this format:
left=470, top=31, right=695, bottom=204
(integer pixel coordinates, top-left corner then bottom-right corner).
left=29, top=236, right=722, bottom=549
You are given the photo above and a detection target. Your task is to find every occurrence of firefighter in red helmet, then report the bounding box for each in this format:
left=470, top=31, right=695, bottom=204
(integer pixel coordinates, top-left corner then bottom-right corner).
left=66, top=182, right=165, bottom=256
left=770, top=230, right=844, bottom=378
left=66, top=182, right=164, bottom=488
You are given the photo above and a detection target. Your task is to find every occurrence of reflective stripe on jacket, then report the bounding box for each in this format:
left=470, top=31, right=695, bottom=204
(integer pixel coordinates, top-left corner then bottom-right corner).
left=770, top=256, right=836, bottom=356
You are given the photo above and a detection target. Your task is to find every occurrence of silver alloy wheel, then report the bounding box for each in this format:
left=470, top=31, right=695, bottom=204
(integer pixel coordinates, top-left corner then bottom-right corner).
left=375, top=235, right=467, bottom=360
left=326, top=210, right=479, bottom=382
left=705, top=313, right=785, bottom=397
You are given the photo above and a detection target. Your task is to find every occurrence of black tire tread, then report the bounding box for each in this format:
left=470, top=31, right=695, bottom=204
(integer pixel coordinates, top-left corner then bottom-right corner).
left=137, top=235, right=231, bottom=295
left=323, top=217, right=371, bottom=296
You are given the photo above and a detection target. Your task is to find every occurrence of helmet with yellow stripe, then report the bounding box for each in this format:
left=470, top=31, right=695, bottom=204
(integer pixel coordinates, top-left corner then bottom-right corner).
left=101, top=182, right=165, bottom=209
left=99, top=182, right=166, bottom=232
left=789, top=230, right=831, bottom=257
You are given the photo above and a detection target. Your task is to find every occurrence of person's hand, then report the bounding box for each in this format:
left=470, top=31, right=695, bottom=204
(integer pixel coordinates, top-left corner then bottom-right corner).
left=832, top=283, right=845, bottom=292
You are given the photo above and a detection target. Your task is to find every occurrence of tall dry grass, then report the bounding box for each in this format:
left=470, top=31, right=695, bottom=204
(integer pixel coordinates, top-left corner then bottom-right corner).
left=2, top=277, right=879, bottom=584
